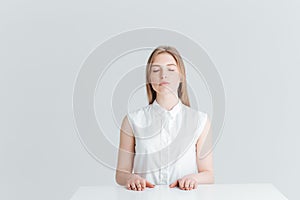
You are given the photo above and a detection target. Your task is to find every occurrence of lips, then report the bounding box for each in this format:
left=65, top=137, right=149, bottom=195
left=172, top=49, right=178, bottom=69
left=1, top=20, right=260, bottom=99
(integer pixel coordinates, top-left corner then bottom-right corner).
left=159, top=82, right=170, bottom=86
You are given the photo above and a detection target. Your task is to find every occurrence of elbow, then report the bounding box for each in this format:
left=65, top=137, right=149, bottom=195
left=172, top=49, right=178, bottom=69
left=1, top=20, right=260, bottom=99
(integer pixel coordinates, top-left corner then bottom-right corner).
left=197, top=170, right=215, bottom=184
left=115, top=172, right=122, bottom=186
left=115, top=171, right=128, bottom=186
left=200, top=170, right=214, bottom=184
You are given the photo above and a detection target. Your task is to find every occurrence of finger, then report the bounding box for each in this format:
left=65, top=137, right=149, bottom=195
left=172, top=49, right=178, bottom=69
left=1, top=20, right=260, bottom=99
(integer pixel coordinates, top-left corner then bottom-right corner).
left=188, top=181, right=194, bottom=190
left=127, top=183, right=131, bottom=190
left=193, top=182, right=198, bottom=189
left=130, top=182, right=136, bottom=190
left=185, top=179, right=191, bottom=190
left=141, top=179, right=146, bottom=189
left=146, top=180, right=155, bottom=188
left=169, top=180, right=178, bottom=188
left=179, top=179, right=185, bottom=189
left=135, top=180, right=141, bottom=191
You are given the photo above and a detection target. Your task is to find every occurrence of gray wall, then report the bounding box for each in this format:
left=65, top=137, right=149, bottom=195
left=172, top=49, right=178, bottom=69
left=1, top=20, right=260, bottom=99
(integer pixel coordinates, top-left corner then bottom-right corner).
left=1, top=0, right=299, bottom=199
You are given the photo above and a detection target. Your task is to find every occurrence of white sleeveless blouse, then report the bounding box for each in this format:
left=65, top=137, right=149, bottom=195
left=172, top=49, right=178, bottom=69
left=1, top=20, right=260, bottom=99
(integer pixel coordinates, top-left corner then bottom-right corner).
left=127, top=99, right=208, bottom=185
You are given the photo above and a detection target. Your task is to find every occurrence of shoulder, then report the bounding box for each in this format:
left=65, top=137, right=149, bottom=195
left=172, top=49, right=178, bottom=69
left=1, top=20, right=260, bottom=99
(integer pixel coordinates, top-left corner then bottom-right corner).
left=127, top=104, right=151, bottom=119
left=181, top=104, right=208, bottom=123
left=181, top=104, right=210, bottom=142
left=126, top=104, right=152, bottom=128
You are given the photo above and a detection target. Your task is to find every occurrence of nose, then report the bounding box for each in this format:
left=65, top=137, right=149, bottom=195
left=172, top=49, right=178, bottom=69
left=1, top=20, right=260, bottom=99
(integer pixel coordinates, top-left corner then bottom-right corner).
left=160, top=68, right=167, bottom=79
left=161, top=73, right=167, bottom=79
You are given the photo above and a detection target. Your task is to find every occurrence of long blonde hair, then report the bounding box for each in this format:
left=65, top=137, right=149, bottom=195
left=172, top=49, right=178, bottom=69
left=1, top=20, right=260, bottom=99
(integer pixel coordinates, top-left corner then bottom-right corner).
left=146, top=45, right=190, bottom=107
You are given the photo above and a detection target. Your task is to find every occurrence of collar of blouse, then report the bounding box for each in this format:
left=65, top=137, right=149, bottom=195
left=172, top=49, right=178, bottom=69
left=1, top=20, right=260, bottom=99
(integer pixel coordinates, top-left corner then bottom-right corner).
left=151, top=99, right=182, bottom=120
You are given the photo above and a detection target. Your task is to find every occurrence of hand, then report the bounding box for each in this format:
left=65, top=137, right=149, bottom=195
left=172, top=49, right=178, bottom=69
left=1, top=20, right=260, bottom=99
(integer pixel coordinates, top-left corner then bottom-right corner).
left=126, top=174, right=155, bottom=191
left=169, top=174, right=198, bottom=190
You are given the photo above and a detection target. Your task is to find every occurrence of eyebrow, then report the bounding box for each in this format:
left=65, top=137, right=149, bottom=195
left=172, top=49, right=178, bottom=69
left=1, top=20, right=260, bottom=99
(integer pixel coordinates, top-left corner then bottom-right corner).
left=151, top=63, right=177, bottom=67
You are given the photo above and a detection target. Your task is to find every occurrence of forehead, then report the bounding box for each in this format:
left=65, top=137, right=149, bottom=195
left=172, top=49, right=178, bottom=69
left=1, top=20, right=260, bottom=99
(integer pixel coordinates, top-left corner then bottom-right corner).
left=152, top=53, right=177, bottom=66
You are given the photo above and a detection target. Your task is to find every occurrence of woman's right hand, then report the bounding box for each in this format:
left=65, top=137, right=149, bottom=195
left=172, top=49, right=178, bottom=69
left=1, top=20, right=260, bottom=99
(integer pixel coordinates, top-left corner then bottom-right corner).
left=126, top=174, right=155, bottom=191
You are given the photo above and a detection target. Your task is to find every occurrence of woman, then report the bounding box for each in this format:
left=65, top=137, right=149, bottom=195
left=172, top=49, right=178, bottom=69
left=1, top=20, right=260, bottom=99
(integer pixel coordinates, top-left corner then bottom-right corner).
left=115, top=46, right=214, bottom=191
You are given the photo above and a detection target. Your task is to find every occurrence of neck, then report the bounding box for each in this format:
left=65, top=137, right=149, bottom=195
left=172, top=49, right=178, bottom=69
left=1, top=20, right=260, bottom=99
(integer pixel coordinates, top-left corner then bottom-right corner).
left=155, top=93, right=179, bottom=111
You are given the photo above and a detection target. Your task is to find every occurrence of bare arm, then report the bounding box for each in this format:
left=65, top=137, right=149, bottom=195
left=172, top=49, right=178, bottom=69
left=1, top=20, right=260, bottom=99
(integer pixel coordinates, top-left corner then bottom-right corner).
left=115, top=115, right=135, bottom=185
left=194, top=116, right=215, bottom=184
left=115, top=115, right=155, bottom=190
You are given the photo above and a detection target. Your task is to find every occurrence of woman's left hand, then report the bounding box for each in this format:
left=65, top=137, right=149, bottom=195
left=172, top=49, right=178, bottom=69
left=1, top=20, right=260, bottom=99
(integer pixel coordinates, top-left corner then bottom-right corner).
left=169, top=174, right=198, bottom=190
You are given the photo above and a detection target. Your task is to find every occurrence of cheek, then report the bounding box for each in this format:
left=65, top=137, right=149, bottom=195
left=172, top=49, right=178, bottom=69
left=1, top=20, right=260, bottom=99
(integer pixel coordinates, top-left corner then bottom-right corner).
left=168, top=73, right=181, bottom=83
left=149, top=74, right=160, bottom=84
left=148, top=75, right=159, bottom=91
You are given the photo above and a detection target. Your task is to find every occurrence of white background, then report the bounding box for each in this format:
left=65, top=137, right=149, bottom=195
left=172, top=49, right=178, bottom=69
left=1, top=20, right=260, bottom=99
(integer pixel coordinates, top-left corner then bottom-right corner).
left=1, top=0, right=299, bottom=199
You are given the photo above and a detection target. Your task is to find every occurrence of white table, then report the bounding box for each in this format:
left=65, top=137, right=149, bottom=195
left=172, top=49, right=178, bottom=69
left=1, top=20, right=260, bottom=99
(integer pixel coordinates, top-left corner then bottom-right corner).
left=71, top=184, right=287, bottom=200
left=70, top=184, right=288, bottom=200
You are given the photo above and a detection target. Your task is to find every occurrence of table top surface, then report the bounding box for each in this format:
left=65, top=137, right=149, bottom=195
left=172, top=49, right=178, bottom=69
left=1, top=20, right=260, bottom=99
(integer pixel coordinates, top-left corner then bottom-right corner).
left=70, top=183, right=287, bottom=200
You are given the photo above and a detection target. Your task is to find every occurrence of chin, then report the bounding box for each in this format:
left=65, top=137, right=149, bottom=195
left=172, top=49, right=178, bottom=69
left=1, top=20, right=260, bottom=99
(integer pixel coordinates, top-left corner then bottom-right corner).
left=158, top=89, right=175, bottom=95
